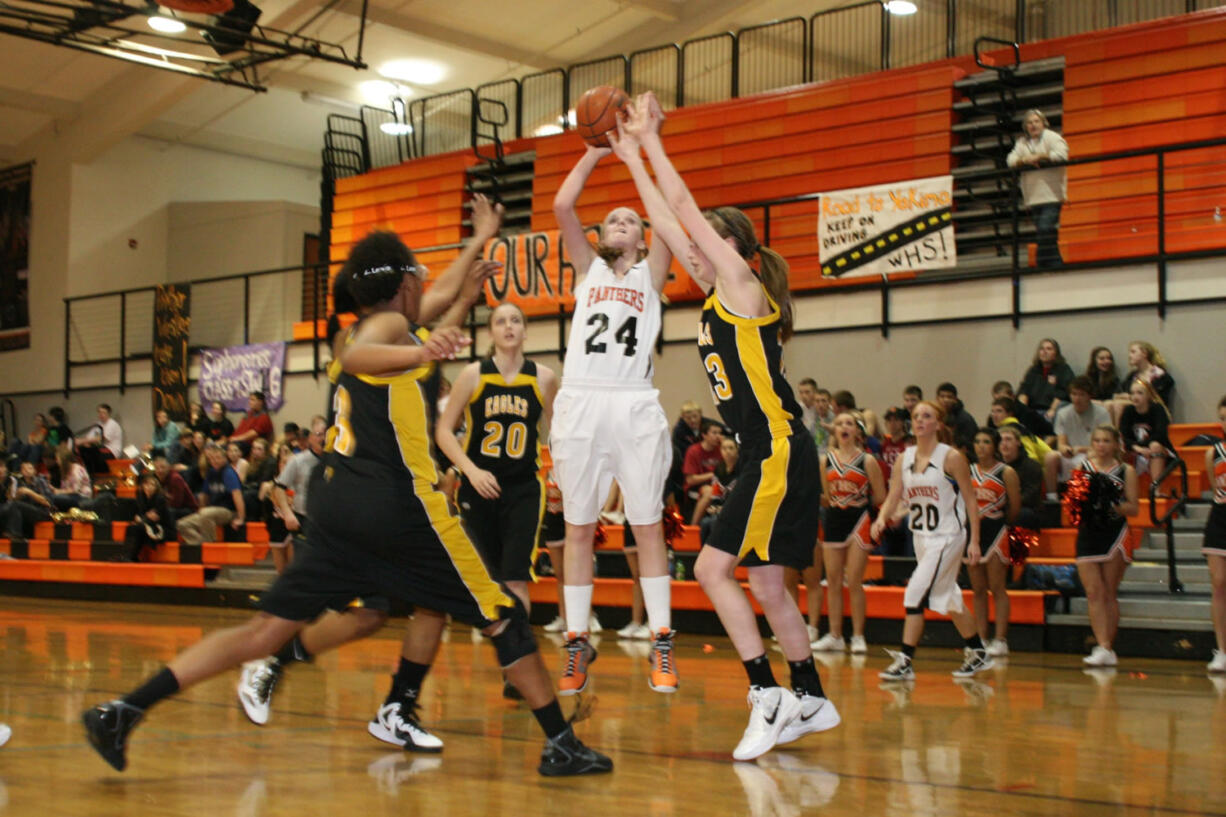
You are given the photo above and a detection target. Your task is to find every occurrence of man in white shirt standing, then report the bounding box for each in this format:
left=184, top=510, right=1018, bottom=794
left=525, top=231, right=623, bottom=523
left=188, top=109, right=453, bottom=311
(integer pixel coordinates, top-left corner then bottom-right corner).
left=76, top=403, right=124, bottom=474
left=1007, top=109, right=1069, bottom=268
left=1044, top=376, right=1111, bottom=497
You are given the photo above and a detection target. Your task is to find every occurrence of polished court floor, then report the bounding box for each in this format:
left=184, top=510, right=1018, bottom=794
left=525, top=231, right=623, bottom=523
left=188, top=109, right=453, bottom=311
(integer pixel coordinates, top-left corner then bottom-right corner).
left=0, top=598, right=1222, bottom=817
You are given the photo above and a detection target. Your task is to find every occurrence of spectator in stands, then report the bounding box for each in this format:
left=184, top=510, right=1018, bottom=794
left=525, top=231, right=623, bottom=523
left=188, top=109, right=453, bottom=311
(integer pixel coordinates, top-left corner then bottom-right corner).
left=990, top=380, right=1053, bottom=438
left=682, top=420, right=724, bottom=522
left=1044, top=376, right=1112, bottom=498
left=878, top=407, right=912, bottom=483
left=1085, top=346, right=1120, bottom=402
left=176, top=442, right=245, bottom=547
left=188, top=402, right=209, bottom=435
left=1017, top=338, right=1075, bottom=419
left=268, top=416, right=326, bottom=573
left=936, top=382, right=978, bottom=454
left=205, top=400, right=234, bottom=442
left=226, top=441, right=249, bottom=483
left=240, top=438, right=276, bottom=520
left=50, top=447, right=92, bottom=511
left=694, top=437, right=740, bottom=542
left=671, top=400, right=709, bottom=457
left=8, top=412, right=47, bottom=465
left=45, top=407, right=74, bottom=452
left=797, top=378, right=820, bottom=437
left=989, top=397, right=1053, bottom=464
left=230, top=391, right=274, bottom=456
left=12, top=461, right=54, bottom=533
left=75, top=403, right=123, bottom=474
left=279, top=422, right=302, bottom=454
left=0, top=460, right=42, bottom=542
left=998, top=425, right=1043, bottom=527
left=174, top=430, right=200, bottom=474
left=902, top=385, right=922, bottom=414
left=1119, top=379, right=1172, bottom=485
left=832, top=390, right=881, bottom=449
left=1113, top=341, right=1175, bottom=424
left=123, top=472, right=173, bottom=562
left=812, top=388, right=835, bottom=457
left=149, top=409, right=181, bottom=460
left=152, top=454, right=198, bottom=526
left=1006, top=108, right=1068, bottom=268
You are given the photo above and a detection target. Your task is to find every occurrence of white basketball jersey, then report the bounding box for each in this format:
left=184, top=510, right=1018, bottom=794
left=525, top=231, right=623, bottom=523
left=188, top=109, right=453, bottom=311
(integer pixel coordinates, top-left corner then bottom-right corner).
left=900, top=443, right=966, bottom=539
left=562, top=257, right=661, bottom=387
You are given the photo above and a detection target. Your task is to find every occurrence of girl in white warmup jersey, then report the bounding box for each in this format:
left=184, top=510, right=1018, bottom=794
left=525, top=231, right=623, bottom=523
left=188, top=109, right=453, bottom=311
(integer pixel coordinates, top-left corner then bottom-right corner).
left=550, top=141, right=694, bottom=696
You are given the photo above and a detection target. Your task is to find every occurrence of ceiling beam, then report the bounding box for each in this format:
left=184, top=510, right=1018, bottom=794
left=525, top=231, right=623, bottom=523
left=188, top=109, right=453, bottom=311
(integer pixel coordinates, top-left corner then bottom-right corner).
left=0, top=87, right=81, bottom=120
left=619, top=0, right=683, bottom=22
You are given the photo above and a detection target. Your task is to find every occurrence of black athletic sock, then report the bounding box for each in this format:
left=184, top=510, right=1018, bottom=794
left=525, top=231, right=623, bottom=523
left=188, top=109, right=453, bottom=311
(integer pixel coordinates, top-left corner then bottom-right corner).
left=385, top=657, right=431, bottom=706
left=122, top=667, right=180, bottom=711
left=900, top=643, right=917, bottom=660
left=964, top=634, right=985, bottom=651
left=532, top=700, right=569, bottom=740
left=743, top=654, right=778, bottom=689
left=272, top=635, right=311, bottom=666
left=787, top=657, right=826, bottom=698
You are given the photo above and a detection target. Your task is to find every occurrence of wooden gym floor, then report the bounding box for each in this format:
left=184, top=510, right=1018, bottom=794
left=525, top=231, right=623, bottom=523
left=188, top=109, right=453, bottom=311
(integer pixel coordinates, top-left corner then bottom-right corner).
left=0, top=598, right=1222, bottom=817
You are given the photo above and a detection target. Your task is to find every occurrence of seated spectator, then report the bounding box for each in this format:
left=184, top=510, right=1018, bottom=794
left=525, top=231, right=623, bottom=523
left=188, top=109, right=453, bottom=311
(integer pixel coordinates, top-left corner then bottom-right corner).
left=175, top=430, right=202, bottom=474
left=1112, top=340, right=1175, bottom=424
left=1017, top=338, right=1074, bottom=418
left=682, top=420, right=724, bottom=522
left=0, top=460, right=49, bottom=542
left=989, top=397, right=1053, bottom=463
left=1043, top=375, right=1112, bottom=497
left=9, top=461, right=54, bottom=537
left=279, top=422, right=303, bottom=454
left=50, top=447, right=93, bottom=511
left=188, top=402, right=209, bottom=435
left=832, top=390, right=881, bottom=449
left=990, top=380, right=1053, bottom=438
left=998, top=425, right=1043, bottom=525
left=936, top=382, right=978, bottom=454
left=695, top=437, right=740, bottom=540
left=878, top=407, right=913, bottom=483
left=240, top=437, right=277, bottom=521
left=205, top=400, right=234, bottom=442
left=122, top=472, right=174, bottom=561
left=8, top=412, right=47, bottom=465
left=268, top=417, right=326, bottom=573
left=230, top=391, right=274, bottom=455
left=1119, top=379, right=1173, bottom=485
left=796, top=378, right=821, bottom=437
left=1085, top=346, right=1120, bottom=402
left=149, top=409, right=181, bottom=460
left=672, top=400, right=711, bottom=457
left=152, top=454, right=198, bottom=526
left=176, top=442, right=245, bottom=547
left=226, top=441, right=249, bottom=483
left=45, top=406, right=74, bottom=453
left=900, top=385, right=922, bottom=436
left=75, top=403, right=123, bottom=474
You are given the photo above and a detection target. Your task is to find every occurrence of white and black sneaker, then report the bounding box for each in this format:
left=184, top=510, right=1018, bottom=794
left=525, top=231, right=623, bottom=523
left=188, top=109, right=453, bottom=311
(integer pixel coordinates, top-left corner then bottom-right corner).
left=537, top=726, right=613, bottom=776
left=368, top=701, right=444, bottom=753
left=732, top=686, right=801, bottom=761
left=878, top=649, right=915, bottom=682
left=0, top=723, right=10, bottom=748
left=237, top=659, right=282, bottom=726
left=777, top=693, right=841, bottom=745
left=951, top=647, right=994, bottom=678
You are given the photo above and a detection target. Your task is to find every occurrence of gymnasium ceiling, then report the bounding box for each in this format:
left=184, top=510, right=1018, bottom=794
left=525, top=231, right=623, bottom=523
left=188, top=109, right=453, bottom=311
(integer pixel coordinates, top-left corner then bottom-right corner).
left=0, top=0, right=852, bottom=170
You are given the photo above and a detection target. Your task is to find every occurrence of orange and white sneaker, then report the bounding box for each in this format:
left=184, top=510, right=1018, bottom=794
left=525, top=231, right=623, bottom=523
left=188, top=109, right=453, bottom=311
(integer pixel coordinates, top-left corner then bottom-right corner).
left=558, top=632, right=597, bottom=696
left=648, top=628, right=679, bottom=693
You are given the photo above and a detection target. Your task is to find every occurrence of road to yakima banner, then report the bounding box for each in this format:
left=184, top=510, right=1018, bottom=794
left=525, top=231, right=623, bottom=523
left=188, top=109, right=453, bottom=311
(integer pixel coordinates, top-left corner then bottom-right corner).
left=818, top=175, right=956, bottom=278
left=199, top=342, right=286, bottom=413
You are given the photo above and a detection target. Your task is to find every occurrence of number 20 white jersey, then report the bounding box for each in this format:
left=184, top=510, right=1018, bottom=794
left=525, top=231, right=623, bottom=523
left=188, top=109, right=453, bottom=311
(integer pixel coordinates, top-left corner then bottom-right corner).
left=562, top=256, right=661, bottom=388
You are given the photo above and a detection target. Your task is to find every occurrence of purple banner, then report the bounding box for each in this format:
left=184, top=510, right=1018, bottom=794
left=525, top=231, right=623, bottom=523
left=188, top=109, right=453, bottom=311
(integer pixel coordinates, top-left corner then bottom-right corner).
left=198, top=341, right=286, bottom=412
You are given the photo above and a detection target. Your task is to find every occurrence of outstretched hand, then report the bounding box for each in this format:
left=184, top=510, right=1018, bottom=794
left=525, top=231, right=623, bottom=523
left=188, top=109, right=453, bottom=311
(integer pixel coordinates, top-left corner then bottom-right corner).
left=422, top=326, right=472, bottom=361
left=471, top=193, right=505, bottom=240
left=460, top=259, right=500, bottom=303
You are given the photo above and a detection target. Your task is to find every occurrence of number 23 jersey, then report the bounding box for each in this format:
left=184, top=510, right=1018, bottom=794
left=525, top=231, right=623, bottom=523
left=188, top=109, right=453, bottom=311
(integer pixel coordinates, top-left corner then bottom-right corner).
left=562, top=257, right=661, bottom=387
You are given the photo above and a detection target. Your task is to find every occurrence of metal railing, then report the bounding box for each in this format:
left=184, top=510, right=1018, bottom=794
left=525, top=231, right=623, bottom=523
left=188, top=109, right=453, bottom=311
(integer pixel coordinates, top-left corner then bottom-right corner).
left=1150, top=455, right=1189, bottom=594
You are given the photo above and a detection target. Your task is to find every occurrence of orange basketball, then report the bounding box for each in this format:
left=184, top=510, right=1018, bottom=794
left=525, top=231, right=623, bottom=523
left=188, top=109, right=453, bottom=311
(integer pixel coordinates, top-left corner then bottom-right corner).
left=574, top=86, right=630, bottom=147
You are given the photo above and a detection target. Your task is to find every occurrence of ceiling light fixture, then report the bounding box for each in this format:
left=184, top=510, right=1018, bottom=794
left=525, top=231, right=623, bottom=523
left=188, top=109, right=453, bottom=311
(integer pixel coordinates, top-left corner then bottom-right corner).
left=147, top=15, right=187, bottom=33
left=885, top=1, right=918, bottom=15
left=380, top=122, right=413, bottom=135
left=378, top=58, right=447, bottom=85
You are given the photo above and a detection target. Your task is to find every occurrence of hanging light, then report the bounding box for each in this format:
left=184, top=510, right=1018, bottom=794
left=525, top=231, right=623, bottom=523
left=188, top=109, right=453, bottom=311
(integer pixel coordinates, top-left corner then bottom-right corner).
left=148, top=15, right=187, bottom=33
left=885, top=1, right=918, bottom=14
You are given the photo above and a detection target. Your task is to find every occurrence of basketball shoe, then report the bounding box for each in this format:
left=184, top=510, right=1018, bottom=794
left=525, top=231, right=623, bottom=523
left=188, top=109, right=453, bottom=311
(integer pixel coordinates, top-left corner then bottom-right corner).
left=237, top=658, right=282, bottom=725
left=878, top=649, right=915, bottom=682
left=648, top=628, right=679, bottom=693
left=777, top=693, right=840, bottom=745
left=952, top=647, right=994, bottom=678
left=558, top=632, right=597, bottom=696
left=732, top=686, right=801, bottom=761
left=368, top=701, right=444, bottom=752
left=82, top=700, right=144, bottom=771
left=538, top=727, right=613, bottom=776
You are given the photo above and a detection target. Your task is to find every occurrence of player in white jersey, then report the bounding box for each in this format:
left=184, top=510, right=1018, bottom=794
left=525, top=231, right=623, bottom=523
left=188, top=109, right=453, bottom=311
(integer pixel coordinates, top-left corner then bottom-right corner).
left=551, top=139, right=696, bottom=696
left=871, top=401, right=992, bottom=681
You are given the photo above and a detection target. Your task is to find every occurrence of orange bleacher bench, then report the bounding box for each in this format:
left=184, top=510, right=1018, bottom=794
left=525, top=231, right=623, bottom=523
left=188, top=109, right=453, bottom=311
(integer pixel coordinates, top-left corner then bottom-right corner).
left=0, top=559, right=205, bottom=588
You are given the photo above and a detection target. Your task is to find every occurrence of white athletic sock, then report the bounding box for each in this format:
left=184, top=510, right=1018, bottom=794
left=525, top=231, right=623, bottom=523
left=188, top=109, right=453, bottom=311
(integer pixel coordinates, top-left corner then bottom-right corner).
left=564, top=584, right=593, bottom=636
left=640, top=574, right=672, bottom=633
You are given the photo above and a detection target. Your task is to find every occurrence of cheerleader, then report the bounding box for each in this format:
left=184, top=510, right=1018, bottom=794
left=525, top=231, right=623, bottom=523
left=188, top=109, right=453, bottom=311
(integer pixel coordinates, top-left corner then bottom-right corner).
left=1202, top=396, right=1226, bottom=673
left=1073, top=425, right=1138, bottom=667
left=870, top=401, right=989, bottom=680
left=812, top=413, right=885, bottom=654
left=966, top=428, right=1021, bottom=657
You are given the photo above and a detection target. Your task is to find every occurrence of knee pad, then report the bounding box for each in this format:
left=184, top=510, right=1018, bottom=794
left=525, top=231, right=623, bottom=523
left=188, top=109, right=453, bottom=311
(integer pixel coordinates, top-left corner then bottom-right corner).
left=904, top=606, right=924, bottom=615
left=491, top=597, right=538, bottom=668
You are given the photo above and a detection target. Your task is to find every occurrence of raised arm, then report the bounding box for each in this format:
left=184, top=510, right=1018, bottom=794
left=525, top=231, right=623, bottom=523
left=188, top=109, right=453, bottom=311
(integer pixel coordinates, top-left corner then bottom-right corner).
left=339, top=312, right=470, bottom=376
left=433, top=259, right=501, bottom=330
left=418, top=194, right=504, bottom=325
left=552, top=145, right=609, bottom=280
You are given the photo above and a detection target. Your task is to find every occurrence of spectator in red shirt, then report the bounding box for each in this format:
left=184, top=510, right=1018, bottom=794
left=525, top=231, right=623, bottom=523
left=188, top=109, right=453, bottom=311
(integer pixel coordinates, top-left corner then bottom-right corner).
left=152, top=453, right=198, bottom=530
left=682, top=420, right=724, bottom=521
left=878, top=407, right=912, bottom=483
left=230, top=391, right=274, bottom=455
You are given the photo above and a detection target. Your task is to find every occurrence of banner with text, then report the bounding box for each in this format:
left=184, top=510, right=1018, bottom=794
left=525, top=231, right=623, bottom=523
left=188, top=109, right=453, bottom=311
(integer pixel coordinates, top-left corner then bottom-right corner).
left=152, top=284, right=191, bottom=421
left=818, top=175, right=955, bottom=278
left=0, top=163, right=32, bottom=351
left=199, top=342, right=286, bottom=413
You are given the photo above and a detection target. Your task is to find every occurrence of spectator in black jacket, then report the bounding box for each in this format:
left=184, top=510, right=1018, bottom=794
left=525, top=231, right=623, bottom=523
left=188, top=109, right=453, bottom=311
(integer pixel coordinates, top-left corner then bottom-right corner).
left=1017, top=338, right=1075, bottom=420
left=124, top=472, right=174, bottom=561
left=998, top=425, right=1043, bottom=528
left=1085, top=346, right=1120, bottom=402
left=936, top=382, right=978, bottom=455
left=1120, top=379, right=1172, bottom=484
left=990, top=380, right=1053, bottom=439
left=1111, top=340, right=1176, bottom=425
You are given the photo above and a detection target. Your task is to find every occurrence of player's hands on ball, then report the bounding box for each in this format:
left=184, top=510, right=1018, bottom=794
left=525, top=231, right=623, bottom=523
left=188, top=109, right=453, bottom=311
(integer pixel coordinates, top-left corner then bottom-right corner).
left=423, top=327, right=471, bottom=361
left=467, top=467, right=501, bottom=499
left=471, top=193, right=505, bottom=239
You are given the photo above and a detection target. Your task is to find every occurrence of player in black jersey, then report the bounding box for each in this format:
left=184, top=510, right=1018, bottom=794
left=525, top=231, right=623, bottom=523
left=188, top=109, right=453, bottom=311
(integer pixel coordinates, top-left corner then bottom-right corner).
left=83, top=227, right=611, bottom=778
left=437, top=302, right=557, bottom=615
left=618, top=93, right=838, bottom=761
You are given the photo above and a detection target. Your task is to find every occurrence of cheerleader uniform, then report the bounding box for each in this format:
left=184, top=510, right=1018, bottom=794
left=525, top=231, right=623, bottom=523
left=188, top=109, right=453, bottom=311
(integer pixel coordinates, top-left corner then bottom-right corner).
left=1202, top=442, right=1226, bottom=557
left=971, top=462, right=1009, bottom=564
left=1073, top=460, right=1131, bottom=563
left=823, top=449, right=873, bottom=550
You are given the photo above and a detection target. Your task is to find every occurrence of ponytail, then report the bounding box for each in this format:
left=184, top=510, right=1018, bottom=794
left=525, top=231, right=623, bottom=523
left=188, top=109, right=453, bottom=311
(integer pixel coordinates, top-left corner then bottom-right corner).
left=705, top=206, right=794, bottom=342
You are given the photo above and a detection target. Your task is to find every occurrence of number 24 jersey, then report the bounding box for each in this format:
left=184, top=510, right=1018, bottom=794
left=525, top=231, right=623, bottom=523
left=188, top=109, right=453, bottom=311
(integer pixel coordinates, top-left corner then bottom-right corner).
left=562, top=257, right=661, bottom=387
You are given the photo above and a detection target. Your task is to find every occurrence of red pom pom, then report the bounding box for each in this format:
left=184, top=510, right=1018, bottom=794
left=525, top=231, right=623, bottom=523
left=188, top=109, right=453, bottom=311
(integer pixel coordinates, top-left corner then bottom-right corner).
left=1008, top=526, right=1038, bottom=566
left=1064, top=469, right=1091, bottom=528
left=662, top=506, right=686, bottom=548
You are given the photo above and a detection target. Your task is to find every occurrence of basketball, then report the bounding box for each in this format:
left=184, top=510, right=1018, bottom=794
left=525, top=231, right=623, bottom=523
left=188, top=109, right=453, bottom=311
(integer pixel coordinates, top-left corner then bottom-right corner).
left=575, top=86, right=630, bottom=147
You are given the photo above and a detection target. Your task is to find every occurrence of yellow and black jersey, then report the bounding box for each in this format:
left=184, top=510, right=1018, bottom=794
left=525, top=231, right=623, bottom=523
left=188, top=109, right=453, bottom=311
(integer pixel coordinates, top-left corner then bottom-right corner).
left=326, top=324, right=441, bottom=486
left=697, top=289, right=804, bottom=446
left=327, top=322, right=439, bottom=426
left=462, top=358, right=544, bottom=480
